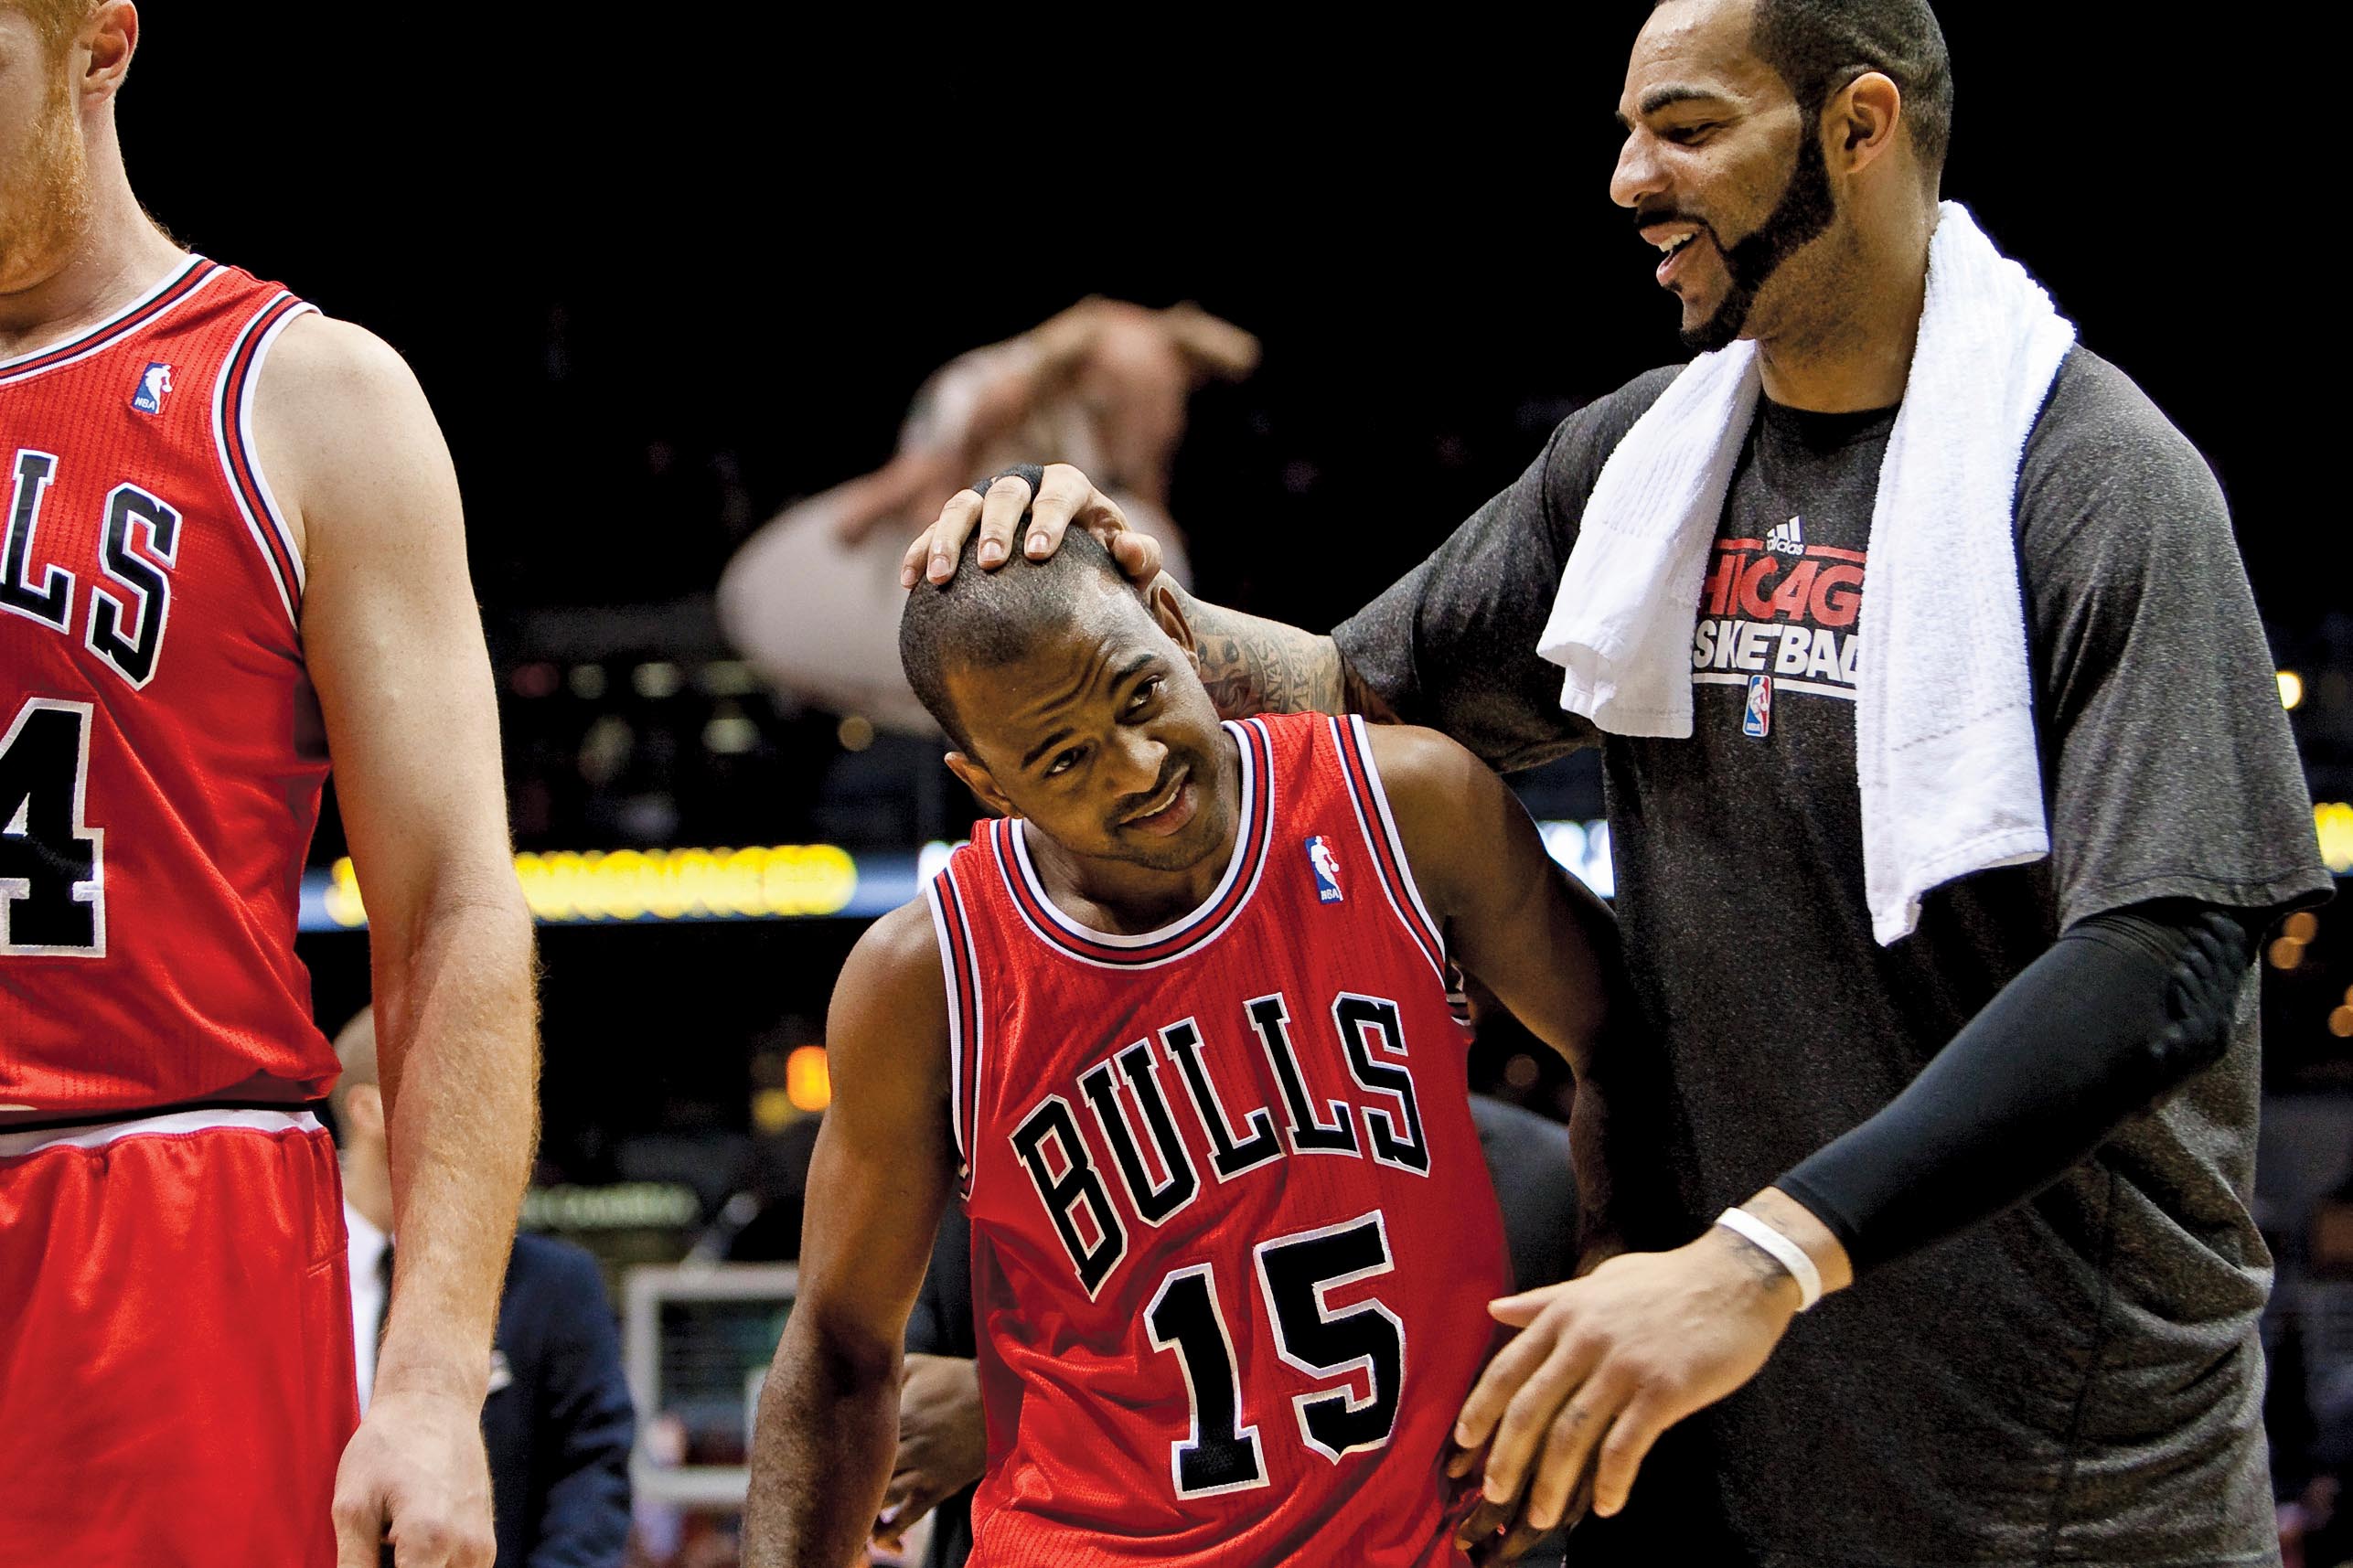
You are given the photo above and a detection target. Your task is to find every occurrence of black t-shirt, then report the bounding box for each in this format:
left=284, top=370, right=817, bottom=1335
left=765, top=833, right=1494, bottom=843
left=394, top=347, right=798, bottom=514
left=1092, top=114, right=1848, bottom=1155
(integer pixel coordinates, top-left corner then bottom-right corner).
left=1334, top=348, right=2332, bottom=1566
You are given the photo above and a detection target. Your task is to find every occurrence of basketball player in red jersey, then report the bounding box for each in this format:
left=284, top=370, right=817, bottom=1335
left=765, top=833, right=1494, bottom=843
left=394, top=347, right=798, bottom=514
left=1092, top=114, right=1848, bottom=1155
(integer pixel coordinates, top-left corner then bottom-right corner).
left=743, top=517, right=1622, bottom=1565
left=0, top=7, right=534, bottom=1566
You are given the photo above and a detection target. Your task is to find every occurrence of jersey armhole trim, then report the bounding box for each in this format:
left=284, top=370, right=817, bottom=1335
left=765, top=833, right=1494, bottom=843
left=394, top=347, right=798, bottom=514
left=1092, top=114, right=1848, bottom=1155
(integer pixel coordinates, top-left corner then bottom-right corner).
left=212, top=292, right=318, bottom=631
left=925, top=869, right=982, bottom=1200
left=1332, top=714, right=1449, bottom=983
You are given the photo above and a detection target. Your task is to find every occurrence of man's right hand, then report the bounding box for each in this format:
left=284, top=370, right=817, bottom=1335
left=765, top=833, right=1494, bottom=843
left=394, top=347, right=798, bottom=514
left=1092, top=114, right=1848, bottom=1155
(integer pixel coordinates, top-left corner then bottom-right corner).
left=872, top=1354, right=989, bottom=1553
left=900, top=464, right=1162, bottom=588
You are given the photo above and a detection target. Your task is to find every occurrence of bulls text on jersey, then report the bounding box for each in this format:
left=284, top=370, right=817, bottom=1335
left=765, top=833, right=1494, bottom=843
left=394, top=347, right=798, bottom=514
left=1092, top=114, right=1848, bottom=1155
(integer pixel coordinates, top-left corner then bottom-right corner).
left=2, top=448, right=181, bottom=690
left=1011, top=987, right=1431, bottom=1300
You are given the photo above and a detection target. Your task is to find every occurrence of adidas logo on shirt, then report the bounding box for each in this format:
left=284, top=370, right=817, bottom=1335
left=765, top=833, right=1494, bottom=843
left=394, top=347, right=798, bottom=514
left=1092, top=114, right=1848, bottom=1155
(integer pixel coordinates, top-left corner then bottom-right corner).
left=1765, top=516, right=1806, bottom=556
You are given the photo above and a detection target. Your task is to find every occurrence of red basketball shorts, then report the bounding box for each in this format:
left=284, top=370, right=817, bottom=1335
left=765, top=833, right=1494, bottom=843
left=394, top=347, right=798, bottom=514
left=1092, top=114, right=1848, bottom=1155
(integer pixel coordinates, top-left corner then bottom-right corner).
left=0, top=1108, right=360, bottom=1567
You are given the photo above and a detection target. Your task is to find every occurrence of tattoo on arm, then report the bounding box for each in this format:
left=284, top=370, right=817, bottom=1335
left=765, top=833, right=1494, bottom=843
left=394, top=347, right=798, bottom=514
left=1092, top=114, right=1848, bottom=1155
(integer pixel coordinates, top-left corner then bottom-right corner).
left=1172, top=585, right=1395, bottom=720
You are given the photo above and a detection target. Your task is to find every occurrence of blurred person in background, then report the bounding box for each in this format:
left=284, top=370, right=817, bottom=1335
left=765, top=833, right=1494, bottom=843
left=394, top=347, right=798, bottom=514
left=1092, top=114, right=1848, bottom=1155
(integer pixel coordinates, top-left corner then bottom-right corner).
left=337, top=1011, right=636, bottom=1568
left=873, top=1093, right=1581, bottom=1568
left=0, top=6, right=535, bottom=1565
left=716, top=298, right=1256, bottom=735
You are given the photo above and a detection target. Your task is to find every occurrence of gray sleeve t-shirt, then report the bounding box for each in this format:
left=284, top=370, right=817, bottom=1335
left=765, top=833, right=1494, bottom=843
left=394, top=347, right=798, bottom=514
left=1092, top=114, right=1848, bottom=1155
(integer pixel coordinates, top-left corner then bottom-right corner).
left=1335, top=348, right=2332, bottom=1567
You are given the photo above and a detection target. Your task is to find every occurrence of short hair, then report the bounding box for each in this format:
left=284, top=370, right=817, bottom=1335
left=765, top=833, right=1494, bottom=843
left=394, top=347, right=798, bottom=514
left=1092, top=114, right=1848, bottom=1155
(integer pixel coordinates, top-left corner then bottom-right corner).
left=899, top=522, right=1133, bottom=754
left=1665, top=0, right=1954, bottom=179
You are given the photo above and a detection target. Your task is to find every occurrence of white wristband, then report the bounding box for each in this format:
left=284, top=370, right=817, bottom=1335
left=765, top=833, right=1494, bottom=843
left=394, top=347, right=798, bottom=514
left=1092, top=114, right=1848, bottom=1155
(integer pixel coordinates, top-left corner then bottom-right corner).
left=1714, top=1207, right=1822, bottom=1311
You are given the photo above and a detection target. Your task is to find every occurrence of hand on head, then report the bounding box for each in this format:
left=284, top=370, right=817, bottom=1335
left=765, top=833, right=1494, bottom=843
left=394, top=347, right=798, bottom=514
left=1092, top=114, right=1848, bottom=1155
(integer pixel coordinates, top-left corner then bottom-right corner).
left=902, top=464, right=1162, bottom=590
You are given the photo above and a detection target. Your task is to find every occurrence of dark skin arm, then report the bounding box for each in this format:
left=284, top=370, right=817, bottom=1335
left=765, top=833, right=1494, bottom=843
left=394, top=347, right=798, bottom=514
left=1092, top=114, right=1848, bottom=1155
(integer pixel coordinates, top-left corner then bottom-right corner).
left=742, top=902, right=956, bottom=1568
left=1359, top=724, right=1636, bottom=1564
left=1361, top=721, right=1613, bottom=1165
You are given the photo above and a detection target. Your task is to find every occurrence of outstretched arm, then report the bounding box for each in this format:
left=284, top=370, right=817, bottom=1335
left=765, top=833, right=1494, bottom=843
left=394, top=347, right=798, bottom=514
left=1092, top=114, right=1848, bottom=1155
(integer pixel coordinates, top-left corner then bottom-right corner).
left=262, top=315, right=536, bottom=1568
left=743, top=902, right=957, bottom=1568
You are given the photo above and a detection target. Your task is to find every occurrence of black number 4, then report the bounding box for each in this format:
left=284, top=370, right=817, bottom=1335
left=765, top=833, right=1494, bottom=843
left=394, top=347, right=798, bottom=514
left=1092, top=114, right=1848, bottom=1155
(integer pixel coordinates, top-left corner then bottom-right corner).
left=0, top=699, right=105, bottom=955
left=1145, top=1211, right=1403, bottom=1499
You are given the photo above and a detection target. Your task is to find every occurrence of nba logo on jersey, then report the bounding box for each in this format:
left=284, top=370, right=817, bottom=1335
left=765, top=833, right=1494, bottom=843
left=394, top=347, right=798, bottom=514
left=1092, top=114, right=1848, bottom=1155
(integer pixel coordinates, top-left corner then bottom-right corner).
left=130, top=361, right=172, bottom=414
left=1743, top=674, right=1773, bottom=738
left=1305, top=835, right=1343, bottom=902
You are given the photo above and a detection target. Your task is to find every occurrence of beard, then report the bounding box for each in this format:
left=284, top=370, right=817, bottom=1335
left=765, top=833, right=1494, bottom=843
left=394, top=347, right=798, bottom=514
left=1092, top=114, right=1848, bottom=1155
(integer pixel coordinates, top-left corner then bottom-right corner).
left=0, top=71, right=92, bottom=292
left=1680, top=129, right=1837, bottom=353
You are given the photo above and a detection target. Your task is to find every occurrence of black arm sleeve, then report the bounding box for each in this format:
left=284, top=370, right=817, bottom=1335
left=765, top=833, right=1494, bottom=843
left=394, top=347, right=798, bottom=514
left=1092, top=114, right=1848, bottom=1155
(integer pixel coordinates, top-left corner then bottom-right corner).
left=1776, top=899, right=2259, bottom=1276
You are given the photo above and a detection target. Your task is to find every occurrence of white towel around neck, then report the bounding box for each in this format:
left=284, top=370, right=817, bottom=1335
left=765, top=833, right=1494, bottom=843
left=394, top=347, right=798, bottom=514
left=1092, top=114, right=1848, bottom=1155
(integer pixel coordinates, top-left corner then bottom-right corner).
left=1535, top=202, right=2077, bottom=944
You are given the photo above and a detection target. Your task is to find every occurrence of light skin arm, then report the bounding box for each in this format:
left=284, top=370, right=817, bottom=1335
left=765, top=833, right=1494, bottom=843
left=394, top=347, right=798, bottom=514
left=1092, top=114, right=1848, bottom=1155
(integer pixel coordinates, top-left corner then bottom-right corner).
left=742, top=901, right=957, bottom=1568
left=257, top=315, right=539, bottom=1568
left=901, top=465, right=1393, bottom=720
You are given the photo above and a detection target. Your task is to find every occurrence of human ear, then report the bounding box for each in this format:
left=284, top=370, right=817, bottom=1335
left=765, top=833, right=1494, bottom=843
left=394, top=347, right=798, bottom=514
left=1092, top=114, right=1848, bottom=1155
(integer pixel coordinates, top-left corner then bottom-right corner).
left=1149, top=580, right=1200, bottom=673
left=82, top=2, right=140, bottom=102
left=945, top=752, right=1018, bottom=819
left=1832, top=70, right=1903, bottom=173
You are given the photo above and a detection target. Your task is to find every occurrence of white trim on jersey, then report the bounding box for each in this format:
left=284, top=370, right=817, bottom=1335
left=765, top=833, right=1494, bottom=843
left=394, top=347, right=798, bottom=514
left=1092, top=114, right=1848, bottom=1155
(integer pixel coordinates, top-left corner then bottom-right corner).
left=210, top=292, right=318, bottom=629
left=0, top=1106, right=322, bottom=1160
left=917, top=879, right=974, bottom=1194
left=0, top=255, right=223, bottom=385
left=1332, top=715, right=1449, bottom=985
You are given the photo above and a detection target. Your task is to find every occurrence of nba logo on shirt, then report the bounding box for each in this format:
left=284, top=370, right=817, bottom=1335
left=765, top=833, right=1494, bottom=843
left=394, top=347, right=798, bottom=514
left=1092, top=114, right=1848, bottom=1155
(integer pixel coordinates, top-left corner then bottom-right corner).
left=131, top=362, right=172, bottom=414
left=1743, top=675, right=1773, bottom=738
left=1305, top=836, right=1343, bottom=902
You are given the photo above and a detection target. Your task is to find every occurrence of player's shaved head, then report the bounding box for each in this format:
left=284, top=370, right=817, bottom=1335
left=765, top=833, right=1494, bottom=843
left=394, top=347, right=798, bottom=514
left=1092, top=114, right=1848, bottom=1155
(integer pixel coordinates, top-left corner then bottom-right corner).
left=900, top=521, right=1135, bottom=752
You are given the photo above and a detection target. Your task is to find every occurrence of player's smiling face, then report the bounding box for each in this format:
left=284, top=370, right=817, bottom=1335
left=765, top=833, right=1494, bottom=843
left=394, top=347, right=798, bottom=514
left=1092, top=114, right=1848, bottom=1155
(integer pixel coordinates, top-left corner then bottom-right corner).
left=1610, top=0, right=1836, bottom=351
left=944, top=580, right=1236, bottom=877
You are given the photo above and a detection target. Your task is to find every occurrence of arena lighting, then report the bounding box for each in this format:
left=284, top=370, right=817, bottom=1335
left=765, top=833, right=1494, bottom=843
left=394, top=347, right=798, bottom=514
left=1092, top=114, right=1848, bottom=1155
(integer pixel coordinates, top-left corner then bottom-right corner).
left=786, top=1047, right=831, bottom=1113
left=283, top=820, right=1626, bottom=931
left=2317, top=803, right=2353, bottom=876
left=2279, top=670, right=2305, bottom=710
left=303, top=843, right=877, bottom=931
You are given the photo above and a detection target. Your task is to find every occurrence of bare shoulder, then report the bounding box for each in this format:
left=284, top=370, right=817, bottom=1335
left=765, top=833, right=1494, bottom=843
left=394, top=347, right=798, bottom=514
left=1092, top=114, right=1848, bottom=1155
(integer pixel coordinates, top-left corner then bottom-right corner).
left=1361, top=721, right=1520, bottom=923
left=1362, top=721, right=1493, bottom=806
left=842, top=900, right=948, bottom=1003
left=250, top=314, right=454, bottom=560
left=829, top=900, right=951, bottom=1076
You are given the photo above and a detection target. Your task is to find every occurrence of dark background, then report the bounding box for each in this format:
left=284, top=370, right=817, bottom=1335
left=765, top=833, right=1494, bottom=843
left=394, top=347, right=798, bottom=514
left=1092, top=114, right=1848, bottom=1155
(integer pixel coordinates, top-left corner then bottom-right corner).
left=113, top=8, right=2350, bottom=1147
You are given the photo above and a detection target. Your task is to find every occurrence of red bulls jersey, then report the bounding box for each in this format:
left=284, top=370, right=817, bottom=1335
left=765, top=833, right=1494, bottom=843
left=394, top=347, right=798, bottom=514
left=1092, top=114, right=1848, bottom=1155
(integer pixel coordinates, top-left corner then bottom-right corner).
left=928, top=713, right=1512, bottom=1567
left=0, top=256, right=337, bottom=1116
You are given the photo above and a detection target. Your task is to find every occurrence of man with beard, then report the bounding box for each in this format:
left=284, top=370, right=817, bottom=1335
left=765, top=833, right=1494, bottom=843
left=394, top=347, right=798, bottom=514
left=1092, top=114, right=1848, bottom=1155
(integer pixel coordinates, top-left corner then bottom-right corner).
left=743, top=518, right=1625, bottom=1566
left=0, top=6, right=535, bottom=1566
left=906, top=2, right=2332, bottom=1564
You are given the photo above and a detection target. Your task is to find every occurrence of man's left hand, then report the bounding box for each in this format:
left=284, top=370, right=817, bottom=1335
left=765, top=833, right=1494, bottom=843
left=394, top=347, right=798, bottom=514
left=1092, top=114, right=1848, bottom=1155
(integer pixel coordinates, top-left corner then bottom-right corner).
left=331, top=1388, right=496, bottom=1568
left=1448, top=1226, right=1802, bottom=1545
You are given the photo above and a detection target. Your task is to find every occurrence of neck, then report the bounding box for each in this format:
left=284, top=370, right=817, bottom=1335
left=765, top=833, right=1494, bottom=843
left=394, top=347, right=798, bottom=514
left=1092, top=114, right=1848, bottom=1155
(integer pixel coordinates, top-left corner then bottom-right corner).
left=1754, top=205, right=1933, bottom=413
left=0, top=116, right=185, bottom=352
left=1025, top=728, right=1244, bottom=933
left=345, top=1147, right=396, bottom=1236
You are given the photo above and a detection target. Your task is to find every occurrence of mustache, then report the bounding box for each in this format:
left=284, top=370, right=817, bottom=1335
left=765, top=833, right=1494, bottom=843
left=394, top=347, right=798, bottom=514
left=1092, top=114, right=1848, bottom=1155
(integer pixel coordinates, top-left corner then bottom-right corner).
left=1634, top=207, right=1721, bottom=247
left=1113, top=756, right=1191, bottom=825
